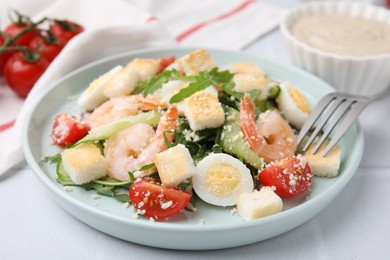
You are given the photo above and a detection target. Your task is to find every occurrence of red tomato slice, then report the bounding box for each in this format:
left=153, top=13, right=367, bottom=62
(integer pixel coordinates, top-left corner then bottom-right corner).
left=51, top=113, right=90, bottom=147
left=50, top=20, right=84, bottom=45
left=157, top=56, right=176, bottom=73
left=129, top=178, right=191, bottom=220
left=5, top=23, right=38, bottom=46
left=29, top=36, right=63, bottom=62
left=258, top=156, right=313, bottom=197
left=4, top=52, right=49, bottom=97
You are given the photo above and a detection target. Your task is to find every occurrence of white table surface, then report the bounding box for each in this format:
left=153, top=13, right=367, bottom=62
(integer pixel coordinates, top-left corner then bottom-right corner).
left=2, top=1, right=390, bottom=259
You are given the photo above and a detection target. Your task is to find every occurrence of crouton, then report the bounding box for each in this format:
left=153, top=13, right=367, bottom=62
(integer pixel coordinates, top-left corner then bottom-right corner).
left=168, top=49, right=216, bottom=75
left=78, top=65, right=122, bottom=111
left=182, top=91, right=225, bottom=132
left=103, top=58, right=160, bottom=98
left=61, top=143, right=108, bottom=184
left=237, top=186, right=283, bottom=221
left=153, top=144, right=197, bottom=187
left=228, top=62, right=266, bottom=78
left=128, top=58, right=159, bottom=82
left=103, top=65, right=139, bottom=98
left=305, top=145, right=341, bottom=177
left=233, top=73, right=268, bottom=94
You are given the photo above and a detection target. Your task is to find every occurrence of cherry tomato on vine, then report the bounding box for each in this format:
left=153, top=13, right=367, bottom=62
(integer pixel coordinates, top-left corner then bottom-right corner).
left=129, top=177, right=192, bottom=220
left=258, top=156, right=313, bottom=198
left=29, top=35, right=63, bottom=62
left=5, top=23, right=38, bottom=46
left=50, top=20, right=84, bottom=45
left=51, top=113, right=90, bottom=147
left=0, top=36, right=14, bottom=76
left=4, top=52, right=49, bottom=97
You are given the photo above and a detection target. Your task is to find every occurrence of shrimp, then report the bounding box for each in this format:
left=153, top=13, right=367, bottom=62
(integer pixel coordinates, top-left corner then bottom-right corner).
left=104, top=106, right=179, bottom=181
left=240, top=95, right=297, bottom=163
left=87, top=94, right=166, bottom=128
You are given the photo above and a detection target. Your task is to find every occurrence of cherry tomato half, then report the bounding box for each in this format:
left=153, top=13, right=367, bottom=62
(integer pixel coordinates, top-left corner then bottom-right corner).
left=51, top=113, right=90, bottom=147
left=50, top=20, right=84, bottom=45
left=4, top=52, right=49, bottom=97
left=5, top=23, right=38, bottom=46
left=258, top=156, right=313, bottom=197
left=29, top=35, right=63, bottom=62
left=129, top=178, right=192, bottom=220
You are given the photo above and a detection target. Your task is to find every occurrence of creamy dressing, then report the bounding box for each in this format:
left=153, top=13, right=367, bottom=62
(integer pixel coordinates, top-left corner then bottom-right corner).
left=291, top=14, right=390, bottom=56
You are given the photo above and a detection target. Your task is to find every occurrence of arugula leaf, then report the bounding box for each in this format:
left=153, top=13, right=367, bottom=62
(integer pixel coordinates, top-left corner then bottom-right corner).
left=141, top=69, right=181, bottom=97
left=210, top=68, right=234, bottom=83
left=169, top=71, right=212, bottom=103
left=83, top=183, right=130, bottom=202
left=219, top=82, right=243, bottom=100
left=172, top=118, right=223, bottom=163
left=41, top=153, right=61, bottom=164
left=137, top=163, right=155, bottom=172
left=169, top=68, right=235, bottom=103
left=219, top=93, right=240, bottom=110
left=113, top=194, right=130, bottom=202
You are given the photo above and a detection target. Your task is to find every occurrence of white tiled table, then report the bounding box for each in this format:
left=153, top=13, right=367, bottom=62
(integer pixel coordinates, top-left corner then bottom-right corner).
left=1, top=1, right=390, bottom=259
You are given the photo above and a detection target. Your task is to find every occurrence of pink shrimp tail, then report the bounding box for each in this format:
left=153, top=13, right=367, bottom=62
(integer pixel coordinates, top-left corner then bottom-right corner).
left=240, top=95, right=264, bottom=155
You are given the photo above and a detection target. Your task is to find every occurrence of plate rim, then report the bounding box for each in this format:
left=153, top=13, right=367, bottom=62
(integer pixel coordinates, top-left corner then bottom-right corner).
left=22, top=46, right=365, bottom=234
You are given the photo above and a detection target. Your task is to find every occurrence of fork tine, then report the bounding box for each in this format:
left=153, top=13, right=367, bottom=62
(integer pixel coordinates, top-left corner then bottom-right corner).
left=321, top=99, right=369, bottom=156
left=301, top=96, right=345, bottom=152
left=311, top=98, right=356, bottom=154
left=297, top=93, right=336, bottom=145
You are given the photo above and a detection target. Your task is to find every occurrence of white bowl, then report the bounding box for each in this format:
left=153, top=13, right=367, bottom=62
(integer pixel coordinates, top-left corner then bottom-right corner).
left=280, top=1, right=390, bottom=96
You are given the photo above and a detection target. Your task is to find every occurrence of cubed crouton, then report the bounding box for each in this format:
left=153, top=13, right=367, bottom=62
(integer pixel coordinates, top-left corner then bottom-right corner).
left=168, top=49, right=216, bottom=75
left=103, top=65, right=139, bottom=98
left=153, top=144, right=197, bottom=187
left=237, top=186, right=283, bottom=221
left=128, top=58, right=159, bottom=82
left=305, top=145, right=341, bottom=177
left=228, top=62, right=266, bottom=78
left=61, top=143, right=108, bottom=184
left=103, top=58, right=160, bottom=98
left=78, top=65, right=122, bottom=111
left=182, top=91, right=225, bottom=132
left=233, top=73, right=268, bottom=94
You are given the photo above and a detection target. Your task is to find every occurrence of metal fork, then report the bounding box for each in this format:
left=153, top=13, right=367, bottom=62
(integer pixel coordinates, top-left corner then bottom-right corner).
left=297, top=91, right=384, bottom=156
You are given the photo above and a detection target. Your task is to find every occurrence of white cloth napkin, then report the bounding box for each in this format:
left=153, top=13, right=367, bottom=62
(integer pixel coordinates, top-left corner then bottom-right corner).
left=0, top=0, right=285, bottom=176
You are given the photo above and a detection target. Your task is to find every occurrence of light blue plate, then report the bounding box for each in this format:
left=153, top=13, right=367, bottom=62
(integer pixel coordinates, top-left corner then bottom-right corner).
left=23, top=47, right=364, bottom=250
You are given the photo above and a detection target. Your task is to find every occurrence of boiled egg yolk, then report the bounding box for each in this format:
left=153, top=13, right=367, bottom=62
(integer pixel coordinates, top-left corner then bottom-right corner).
left=205, top=163, right=241, bottom=197
left=288, top=87, right=311, bottom=114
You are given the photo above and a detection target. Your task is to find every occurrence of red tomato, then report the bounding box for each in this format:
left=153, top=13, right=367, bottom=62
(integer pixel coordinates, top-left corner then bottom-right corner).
left=0, top=36, right=14, bottom=76
left=5, top=23, right=38, bottom=46
left=29, top=36, right=63, bottom=62
left=258, top=156, right=313, bottom=197
left=51, top=113, right=90, bottom=147
left=157, top=56, right=176, bottom=73
left=4, top=52, right=49, bottom=97
left=129, top=178, right=192, bottom=220
left=50, top=20, right=84, bottom=45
